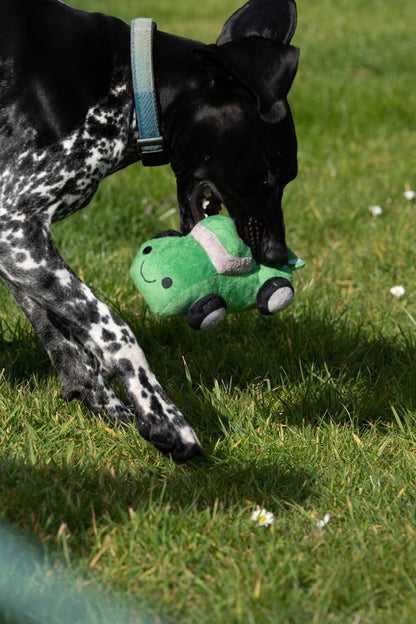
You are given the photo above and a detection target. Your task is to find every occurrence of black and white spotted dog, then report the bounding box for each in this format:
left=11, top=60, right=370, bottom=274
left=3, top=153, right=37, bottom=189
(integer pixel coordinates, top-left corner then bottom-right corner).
left=0, top=0, right=299, bottom=461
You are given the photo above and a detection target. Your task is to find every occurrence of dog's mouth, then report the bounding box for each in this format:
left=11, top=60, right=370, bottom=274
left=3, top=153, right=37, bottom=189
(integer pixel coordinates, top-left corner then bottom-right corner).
left=233, top=216, right=263, bottom=259
left=188, top=181, right=264, bottom=260
left=186, top=181, right=286, bottom=265
left=189, top=181, right=224, bottom=225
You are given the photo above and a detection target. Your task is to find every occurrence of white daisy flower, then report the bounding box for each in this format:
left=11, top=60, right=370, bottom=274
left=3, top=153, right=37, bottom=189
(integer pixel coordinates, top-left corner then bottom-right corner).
left=390, top=286, right=405, bottom=298
left=251, top=507, right=274, bottom=527
left=368, top=205, right=383, bottom=216
left=316, top=513, right=331, bottom=528
left=403, top=190, right=416, bottom=200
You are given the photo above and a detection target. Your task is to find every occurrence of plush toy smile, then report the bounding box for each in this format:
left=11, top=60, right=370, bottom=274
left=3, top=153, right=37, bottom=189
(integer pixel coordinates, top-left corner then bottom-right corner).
left=130, top=215, right=304, bottom=330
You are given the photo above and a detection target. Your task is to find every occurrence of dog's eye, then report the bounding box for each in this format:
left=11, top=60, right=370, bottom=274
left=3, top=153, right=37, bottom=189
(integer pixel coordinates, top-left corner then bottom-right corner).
left=162, top=277, right=173, bottom=289
left=142, top=246, right=152, bottom=255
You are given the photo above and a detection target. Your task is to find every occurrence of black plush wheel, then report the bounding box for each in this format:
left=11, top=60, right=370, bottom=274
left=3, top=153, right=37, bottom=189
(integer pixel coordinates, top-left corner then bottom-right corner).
left=256, top=277, right=294, bottom=315
left=187, top=295, right=227, bottom=330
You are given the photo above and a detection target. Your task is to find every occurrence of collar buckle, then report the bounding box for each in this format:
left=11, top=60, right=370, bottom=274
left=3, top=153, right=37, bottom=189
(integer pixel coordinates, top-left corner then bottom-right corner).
left=137, top=136, right=168, bottom=167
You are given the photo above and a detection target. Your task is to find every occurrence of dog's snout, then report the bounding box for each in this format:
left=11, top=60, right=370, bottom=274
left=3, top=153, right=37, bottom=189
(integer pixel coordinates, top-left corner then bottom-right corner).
left=236, top=217, right=288, bottom=267
left=262, top=242, right=288, bottom=267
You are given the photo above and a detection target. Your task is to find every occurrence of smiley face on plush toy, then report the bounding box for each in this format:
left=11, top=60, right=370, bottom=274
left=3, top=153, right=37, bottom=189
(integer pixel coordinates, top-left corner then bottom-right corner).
left=131, top=215, right=304, bottom=330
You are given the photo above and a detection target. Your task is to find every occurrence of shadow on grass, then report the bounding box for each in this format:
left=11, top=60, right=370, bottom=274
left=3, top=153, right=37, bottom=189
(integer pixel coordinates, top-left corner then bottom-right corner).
left=0, top=310, right=316, bottom=521
left=0, top=450, right=314, bottom=532
left=0, top=318, right=52, bottom=382
left=127, top=308, right=416, bottom=430
left=1, top=306, right=414, bottom=623
left=0, top=453, right=310, bottom=623
left=1, top=305, right=415, bottom=433
left=1, top=304, right=414, bottom=528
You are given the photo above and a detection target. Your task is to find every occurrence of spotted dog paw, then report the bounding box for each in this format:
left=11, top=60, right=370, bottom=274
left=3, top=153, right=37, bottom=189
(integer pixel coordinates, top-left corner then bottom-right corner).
left=130, top=368, right=203, bottom=461
left=138, top=414, right=204, bottom=462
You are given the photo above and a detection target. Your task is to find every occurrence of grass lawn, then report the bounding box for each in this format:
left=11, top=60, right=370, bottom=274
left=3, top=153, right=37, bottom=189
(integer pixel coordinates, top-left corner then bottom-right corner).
left=1, top=0, right=416, bottom=622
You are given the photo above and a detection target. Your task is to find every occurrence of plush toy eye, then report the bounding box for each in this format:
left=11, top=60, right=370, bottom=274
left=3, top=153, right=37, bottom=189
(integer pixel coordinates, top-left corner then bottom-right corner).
left=162, top=277, right=173, bottom=289
left=142, top=246, right=152, bottom=255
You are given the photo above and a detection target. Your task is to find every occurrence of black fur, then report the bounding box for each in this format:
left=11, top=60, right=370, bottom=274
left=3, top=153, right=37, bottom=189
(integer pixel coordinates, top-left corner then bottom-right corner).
left=0, top=0, right=298, bottom=461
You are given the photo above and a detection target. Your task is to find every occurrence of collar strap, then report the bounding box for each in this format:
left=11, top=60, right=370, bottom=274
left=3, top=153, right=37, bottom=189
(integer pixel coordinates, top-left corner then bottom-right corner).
left=130, top=18, right=169, bottom=166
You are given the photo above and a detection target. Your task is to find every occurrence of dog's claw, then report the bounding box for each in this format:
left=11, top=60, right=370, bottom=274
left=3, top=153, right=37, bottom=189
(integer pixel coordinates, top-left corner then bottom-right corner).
left=160, top=437, right=204, bottom=463
left=137, top=417, right=203, bottom=462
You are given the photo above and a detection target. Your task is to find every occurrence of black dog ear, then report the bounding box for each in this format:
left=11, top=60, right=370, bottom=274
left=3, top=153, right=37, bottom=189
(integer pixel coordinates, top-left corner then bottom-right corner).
left=197, top=38, right=299, bottom=123
left=217, top=0, right=297, bottom=46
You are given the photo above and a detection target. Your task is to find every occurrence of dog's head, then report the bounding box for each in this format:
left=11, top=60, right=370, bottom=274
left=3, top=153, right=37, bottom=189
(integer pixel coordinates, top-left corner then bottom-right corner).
left=169, top=0, right=299, bottom=267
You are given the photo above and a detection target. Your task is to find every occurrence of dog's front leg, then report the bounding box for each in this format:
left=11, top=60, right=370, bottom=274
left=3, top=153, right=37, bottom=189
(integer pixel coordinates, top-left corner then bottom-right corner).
left=4, top=280, right=135, bottom=424
left=2, top=218, right=202, bottom=461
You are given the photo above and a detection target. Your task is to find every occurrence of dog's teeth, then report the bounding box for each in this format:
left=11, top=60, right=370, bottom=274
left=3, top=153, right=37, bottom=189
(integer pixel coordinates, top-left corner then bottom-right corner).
left=202, top=198, right=210, bottom=216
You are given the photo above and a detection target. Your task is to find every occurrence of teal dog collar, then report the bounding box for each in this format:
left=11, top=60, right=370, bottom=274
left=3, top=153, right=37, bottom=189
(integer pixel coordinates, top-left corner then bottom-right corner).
left=131, top=18, right=169, bottom=166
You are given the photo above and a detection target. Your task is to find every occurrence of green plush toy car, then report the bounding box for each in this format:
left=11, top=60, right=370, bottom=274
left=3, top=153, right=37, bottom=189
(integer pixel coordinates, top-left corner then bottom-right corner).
left=130, top=215, right=304, bottom=330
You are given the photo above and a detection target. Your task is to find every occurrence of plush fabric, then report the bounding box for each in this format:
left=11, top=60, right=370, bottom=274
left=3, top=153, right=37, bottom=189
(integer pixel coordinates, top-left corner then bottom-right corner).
left=130, top=215, right=304, bottom=327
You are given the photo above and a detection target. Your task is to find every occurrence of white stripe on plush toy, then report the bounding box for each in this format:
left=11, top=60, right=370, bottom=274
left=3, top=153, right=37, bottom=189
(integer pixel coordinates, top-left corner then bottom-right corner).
left=190, top=222, right=252, bottom=275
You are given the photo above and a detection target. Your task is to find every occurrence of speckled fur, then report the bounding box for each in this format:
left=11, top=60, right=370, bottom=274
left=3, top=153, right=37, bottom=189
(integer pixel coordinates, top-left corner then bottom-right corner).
left=1, top=0, right=299, bottom=462
left=0, top=0, right=202, bottom=461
